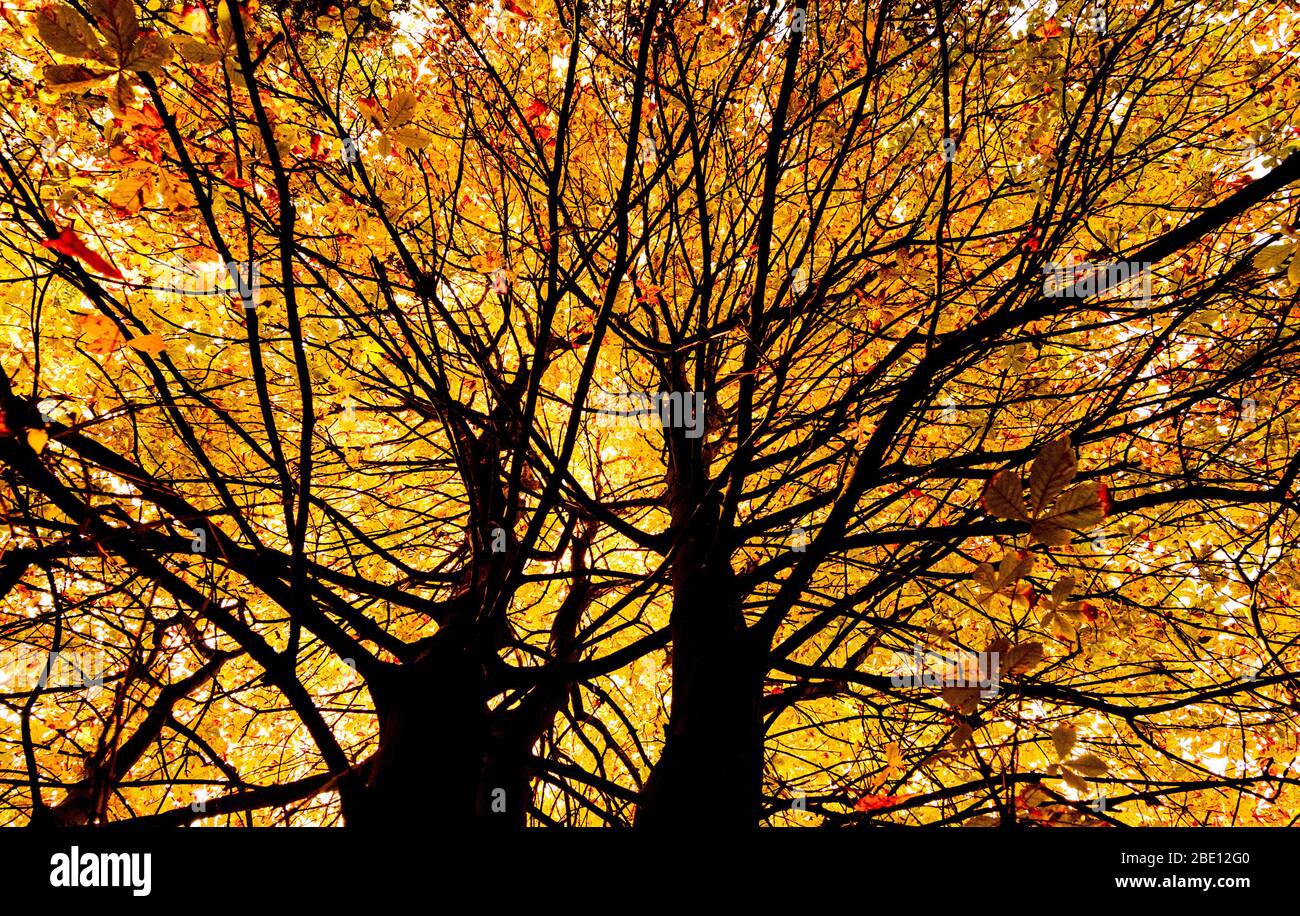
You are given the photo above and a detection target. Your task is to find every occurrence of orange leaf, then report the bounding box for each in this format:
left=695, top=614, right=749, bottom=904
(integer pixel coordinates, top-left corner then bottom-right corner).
left=41, top=228, right=124, bottom=281
left=127, top=333, right=166, bottom=356
left=523, top=97, right=549, bottom=121
left=76, top=313, right=124, bottom=355
left=854, top=793, right=914, bottom=812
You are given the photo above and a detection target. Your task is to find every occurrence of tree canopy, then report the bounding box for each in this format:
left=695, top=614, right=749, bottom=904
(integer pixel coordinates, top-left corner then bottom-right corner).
left=1, top=0, right=1300, bottom=828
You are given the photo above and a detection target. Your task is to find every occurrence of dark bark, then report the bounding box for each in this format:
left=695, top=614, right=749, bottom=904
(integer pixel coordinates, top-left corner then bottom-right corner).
left=348, top=629, right=489, bottom=829
left=635, top=408, right=764, bottom=828
left=635, top=554, right=763, bottom=828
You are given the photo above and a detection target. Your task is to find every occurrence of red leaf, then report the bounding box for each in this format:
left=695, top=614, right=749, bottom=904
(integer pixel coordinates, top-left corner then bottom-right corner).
left=222, top=166, right=252, bottom=189
left=1038, top=17, right=1063, bottom=38
left=854, top=793, right=914, bottom=812
left=523, top=97, right=549, bottom=121
left=40, top=229, right=124, bottom=281
left=1097, top=483, right=1112, bottom=516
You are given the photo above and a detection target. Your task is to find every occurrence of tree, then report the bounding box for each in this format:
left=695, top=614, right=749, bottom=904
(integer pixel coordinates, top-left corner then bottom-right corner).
left=1, top=0, right=1300, bottom=829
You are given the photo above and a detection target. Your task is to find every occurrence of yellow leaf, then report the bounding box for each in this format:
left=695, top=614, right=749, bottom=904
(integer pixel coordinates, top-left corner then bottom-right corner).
left=1254, top=242, right=1293, bottom=271
left=1289, top=252, right=1300, bottom=288
left=158, top=170, right=196, bottom=209
left=27, top=430, right=49, bottom=453
left=107, top=171, right=153, bottom=213
left=387, top=126, right=431, bottom=150
left=1051, top=724, right=1076, bottom=759
left=1061, top=767, right=1089, bottom=793
left=127, top=333, right=166, bottom=355
left=387, top=89, right=419, bottom=128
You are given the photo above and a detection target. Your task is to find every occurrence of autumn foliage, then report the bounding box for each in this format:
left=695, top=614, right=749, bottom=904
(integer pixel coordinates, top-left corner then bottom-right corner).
left=0, top=0, right=1299, bottom=828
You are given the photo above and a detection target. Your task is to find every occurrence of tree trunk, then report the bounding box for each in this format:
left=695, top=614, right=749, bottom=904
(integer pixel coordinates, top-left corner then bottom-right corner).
left=635, top=551, right=763, bottom=828
left=347, top=632, right=489, bottom=828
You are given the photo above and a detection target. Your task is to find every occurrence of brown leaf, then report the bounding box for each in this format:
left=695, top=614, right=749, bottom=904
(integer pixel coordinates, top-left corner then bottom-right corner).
left=37, top=4, right=106, bottom=60
left=1070, top=753, right=1108, bottom=777
left=1029, top=519, right=1072, bottom=546
left=122, top=31, right=171, bottom=73
left=173, top=35, right=222, bottom=65
left=1029, top=436, right=1076, bottom=516
left=43, top=63, right=113, bottom=90
left=941, top=686, right=980, bottom=715
left=985, top=636, right=1012, bottom=657
left=88, top=0, right=138, bottom=61
left=1003, top=641, right=1044, bottom=676
left=1043, top=481, right=1103, bottom=530
left=982, top=469, right=1028, bottom=520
